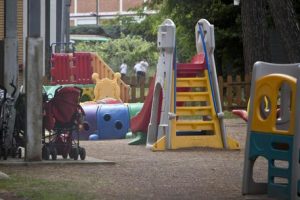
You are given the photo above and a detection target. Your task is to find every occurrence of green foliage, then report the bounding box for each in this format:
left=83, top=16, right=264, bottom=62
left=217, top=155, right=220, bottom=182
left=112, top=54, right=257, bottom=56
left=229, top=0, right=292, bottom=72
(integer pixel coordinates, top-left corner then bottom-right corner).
left=157, top=0, right=243, bottom=75
left=75, top=34, right=158, bottom=77
left=118, top=14, right=162, bottom=42
left=98, top=10, right=162, bottom=43
left=115, top=0, right=243, bottom=75
left=70, top=25, right=108, bottom=36
left=101, top=24, right=121, bottom=38
left=71, top=0, right=245, bottom=76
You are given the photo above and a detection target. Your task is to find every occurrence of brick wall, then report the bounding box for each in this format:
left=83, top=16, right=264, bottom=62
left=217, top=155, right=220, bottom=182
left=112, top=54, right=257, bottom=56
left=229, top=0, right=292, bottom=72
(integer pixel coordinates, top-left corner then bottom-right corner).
left=123, top=0, right=143, bottom=10
left=70, top=0, right=144, bottom=13
left=99, top=0, right=119, bottom=12
left=77, top=0, right=98, bottom=13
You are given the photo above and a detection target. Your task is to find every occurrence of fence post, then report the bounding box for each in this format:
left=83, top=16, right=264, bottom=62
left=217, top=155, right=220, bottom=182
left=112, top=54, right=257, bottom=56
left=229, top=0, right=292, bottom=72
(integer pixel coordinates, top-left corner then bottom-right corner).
left=140, top=76, right=146, bottom=102
left=227, top=75, right=233, bottom=109
left=245, top=73, right=251, bottom=103
left=236, top=75, right=242, bottom=105
left=218, top=76, right=224, bottom=108
left=130, top=76, right=137, bottom=103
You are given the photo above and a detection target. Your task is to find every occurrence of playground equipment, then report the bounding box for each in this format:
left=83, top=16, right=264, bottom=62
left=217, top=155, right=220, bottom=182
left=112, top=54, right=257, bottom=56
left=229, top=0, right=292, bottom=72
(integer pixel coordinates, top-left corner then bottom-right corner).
left=80, top=102, right=142, bottom=140
left=88, top=104, right=130, bottom=140
left=78, top=72, right=140, bottom=140
left=49, top=51, right=130, bottom=102
left=92, top=72, right=121, bottom=102
left=127, top=103, right=144, bottom=119
left=129, top=76, right=157, bottom=145
left=78, top=104, right=98, bottom=140
left=145, top=19, right=239, bottom=151
left=243, top=62, right=300, bottom=200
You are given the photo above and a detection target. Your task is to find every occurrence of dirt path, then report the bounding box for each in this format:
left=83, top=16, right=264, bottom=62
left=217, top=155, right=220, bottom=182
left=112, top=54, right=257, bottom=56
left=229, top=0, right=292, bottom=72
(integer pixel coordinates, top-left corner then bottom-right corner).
left=0, top=118, right=258, bottom=200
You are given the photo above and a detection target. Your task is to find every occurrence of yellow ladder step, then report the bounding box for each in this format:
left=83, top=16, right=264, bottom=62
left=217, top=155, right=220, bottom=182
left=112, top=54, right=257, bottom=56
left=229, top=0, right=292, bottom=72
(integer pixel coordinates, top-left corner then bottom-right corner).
left=176, top=92, right=210, bottom=102
left=176, top=77, right=207, bottom=88
left=176, top=106, right=212, bottom=116
left=176, top=120, right=215, bottom=131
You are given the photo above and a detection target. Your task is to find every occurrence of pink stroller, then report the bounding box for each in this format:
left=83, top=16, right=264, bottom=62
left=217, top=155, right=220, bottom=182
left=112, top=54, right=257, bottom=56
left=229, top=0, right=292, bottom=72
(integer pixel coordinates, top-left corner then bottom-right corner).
left=43, top=86, right=86, bottom=160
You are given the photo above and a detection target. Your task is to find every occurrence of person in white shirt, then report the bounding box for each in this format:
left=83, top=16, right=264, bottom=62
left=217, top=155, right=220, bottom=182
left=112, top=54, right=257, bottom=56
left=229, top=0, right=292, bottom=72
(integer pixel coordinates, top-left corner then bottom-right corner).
left=134, top=62, right=144, bottom=84
left=119, top=63, right=127, bottom=80
left=140, top=60, right=149, bottom=74
left=134, top=59, right=149, bottom=84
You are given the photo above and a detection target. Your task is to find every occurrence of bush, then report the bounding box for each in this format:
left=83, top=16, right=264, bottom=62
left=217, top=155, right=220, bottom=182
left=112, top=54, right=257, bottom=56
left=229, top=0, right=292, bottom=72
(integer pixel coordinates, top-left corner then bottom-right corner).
left=70, top=25, right=109, bottom=36
left=75, top=34, right=158, bottom=77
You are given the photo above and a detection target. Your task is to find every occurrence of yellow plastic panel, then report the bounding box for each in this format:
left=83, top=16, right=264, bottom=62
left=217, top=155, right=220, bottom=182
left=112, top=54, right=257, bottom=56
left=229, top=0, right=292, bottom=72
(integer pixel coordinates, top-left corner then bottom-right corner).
left=176, top=120, right=215, bottom=131
left=251, top=74, right=296, bottom=135
left=152, top=136, right=166, bottom=151
left=176, top=106, right=212, bottom=116
left=172, top=135, right=224, bottom=149
left=176, top=92, right=210, bottom=102
left=176, top=77, right=207, bottom=88
left=92, top=72, right=121, bottom=101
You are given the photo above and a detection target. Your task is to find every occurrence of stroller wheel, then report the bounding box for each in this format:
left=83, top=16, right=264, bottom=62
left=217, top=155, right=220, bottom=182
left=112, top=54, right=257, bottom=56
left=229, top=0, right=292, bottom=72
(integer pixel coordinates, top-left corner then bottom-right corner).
left=62, top=150, right=68, bottom=159
left=2, top=148, right=8, bottom=160
left=18, top=148, right=22, bottom=159
left=72, top=147, right=79, bottom=160
left=69, top=150, right=74, bottom=159
left=11, top=147, right=17, bottom=158
left=51, top=147, right=57, bottom=161
left=79, top=147, right=86, bottom=160
left=42, top=145, right=50, bottom=160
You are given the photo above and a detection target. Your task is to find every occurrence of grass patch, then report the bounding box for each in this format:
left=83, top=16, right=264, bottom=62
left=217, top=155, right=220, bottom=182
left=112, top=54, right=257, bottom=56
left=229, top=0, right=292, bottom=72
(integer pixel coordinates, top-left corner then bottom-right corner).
left=0, top=175, right=97, bottom=200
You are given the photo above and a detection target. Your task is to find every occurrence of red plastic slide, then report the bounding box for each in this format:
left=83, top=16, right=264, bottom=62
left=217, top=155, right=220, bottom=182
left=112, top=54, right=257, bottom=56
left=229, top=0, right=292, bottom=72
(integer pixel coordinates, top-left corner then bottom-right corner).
left=130, top=75, right=162, bottom=133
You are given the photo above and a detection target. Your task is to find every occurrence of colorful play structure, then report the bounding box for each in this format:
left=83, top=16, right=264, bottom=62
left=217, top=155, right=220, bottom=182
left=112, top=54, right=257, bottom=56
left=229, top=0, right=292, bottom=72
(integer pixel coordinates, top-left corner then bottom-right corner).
left=47, top=18, right=241, bottom=151
left=48, top=51, right=130, bottom=102
left=130, top=19, right=240, bottom=150
left=242, top=62, right=300, bottom=200
left=46, top=17, right=300, bottom=199
left=46, top=51, right=144, bottom=140
left=46, top=50, right=138, bottom=141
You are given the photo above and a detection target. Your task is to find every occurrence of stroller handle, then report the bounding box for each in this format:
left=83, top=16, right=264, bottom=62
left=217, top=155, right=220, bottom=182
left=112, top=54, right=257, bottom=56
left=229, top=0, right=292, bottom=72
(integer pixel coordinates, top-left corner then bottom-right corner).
left=74, top=86, right=83, bottom=97
left=54, top=86, right=83, bottom=98
left=54, top=86, right=63, bottom=97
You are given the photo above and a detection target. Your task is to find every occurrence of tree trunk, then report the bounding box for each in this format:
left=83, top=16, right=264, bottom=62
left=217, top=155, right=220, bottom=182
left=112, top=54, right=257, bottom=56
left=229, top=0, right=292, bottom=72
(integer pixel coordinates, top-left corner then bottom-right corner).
left=241, top=0, right=270, bottom=73
left=267, top=0, right=300, bottom=63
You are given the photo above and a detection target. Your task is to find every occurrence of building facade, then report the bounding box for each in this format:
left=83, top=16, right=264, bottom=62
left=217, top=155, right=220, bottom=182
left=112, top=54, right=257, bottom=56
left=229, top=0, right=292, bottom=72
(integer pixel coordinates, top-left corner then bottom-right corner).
left=70, top=0, right=150, bottom=26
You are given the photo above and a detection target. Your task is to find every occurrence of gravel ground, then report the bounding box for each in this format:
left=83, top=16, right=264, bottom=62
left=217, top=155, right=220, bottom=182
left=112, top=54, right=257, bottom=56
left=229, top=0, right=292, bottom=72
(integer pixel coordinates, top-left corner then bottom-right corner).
left=0, top=118, right=268, bottom=200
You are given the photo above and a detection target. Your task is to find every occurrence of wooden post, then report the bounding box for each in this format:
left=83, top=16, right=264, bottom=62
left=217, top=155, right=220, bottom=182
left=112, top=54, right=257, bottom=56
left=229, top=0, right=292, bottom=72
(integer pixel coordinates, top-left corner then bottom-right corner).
left=227, top=75, right=233, bottom=109
left=218, top=76, right=224, bottom=108
left=140, top=76, right=145, bottom=102
left=236, top=75, right=242, bottom=105
left=245, top=73, right=251, bottom=101
left=130, top=76, right=137, bottom=103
